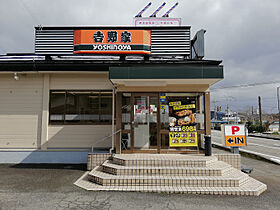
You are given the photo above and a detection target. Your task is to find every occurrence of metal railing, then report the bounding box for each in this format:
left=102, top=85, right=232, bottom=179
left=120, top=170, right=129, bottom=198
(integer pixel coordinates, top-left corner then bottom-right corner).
left=90, top=129, right=121, bottom=169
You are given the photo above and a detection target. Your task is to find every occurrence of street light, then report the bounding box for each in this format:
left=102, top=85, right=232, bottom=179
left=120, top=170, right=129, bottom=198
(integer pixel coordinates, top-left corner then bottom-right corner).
left=277, top=87, right=280, bottom=132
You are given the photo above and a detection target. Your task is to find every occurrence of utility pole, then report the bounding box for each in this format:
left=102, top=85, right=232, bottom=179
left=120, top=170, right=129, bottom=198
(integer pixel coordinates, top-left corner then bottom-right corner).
left=258, top=96, right=262, bottom=125
left=213, top=99, right=216, bottom=120
left=252, top=106, right=254, bottom=124
left=277, top=87, right=280, bottom=132
left=227, top=104, right=229, bottom=124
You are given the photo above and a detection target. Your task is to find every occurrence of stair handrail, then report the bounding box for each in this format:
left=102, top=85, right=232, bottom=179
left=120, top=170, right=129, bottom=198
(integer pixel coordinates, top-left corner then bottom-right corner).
left=90, top=129, right=122, bottom=154
left=89, top=129, right=122, bottom=170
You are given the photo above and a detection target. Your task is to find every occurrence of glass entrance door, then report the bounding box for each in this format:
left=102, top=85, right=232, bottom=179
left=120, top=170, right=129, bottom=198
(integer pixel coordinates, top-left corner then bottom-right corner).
left=132, top=94, right=159, bottom=152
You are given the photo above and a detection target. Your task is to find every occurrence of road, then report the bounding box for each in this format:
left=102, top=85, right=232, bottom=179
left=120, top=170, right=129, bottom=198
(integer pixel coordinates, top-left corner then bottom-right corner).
left=0, top=155, right=280, bottom=210
left=211, top=130, right=280, bottom=164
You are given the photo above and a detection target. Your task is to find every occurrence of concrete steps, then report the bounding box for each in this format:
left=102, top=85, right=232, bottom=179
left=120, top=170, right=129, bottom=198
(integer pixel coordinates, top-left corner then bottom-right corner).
left=112, top=154, right=217, bottom=167
left=89, top=166, right=248, bottom=187
left=74, top=154, right=267, bottom=196
left=102, top=160, right=233, bottom=176
left=75, top=173, right=266, bottom=196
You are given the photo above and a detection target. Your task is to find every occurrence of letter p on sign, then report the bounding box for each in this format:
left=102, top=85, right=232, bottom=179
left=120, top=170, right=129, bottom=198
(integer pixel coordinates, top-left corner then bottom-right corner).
left=232, top=126, right=240, bottom=135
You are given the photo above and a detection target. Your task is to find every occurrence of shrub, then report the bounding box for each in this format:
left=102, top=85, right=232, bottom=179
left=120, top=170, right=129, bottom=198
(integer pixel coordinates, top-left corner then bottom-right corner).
left=272, top=131, right=279, bottom=135
left=248, top=123, right=267, bottom=133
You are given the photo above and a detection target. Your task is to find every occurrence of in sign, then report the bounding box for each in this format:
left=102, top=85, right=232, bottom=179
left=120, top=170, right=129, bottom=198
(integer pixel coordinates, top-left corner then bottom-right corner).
left=226, top=136, right=245, bottom=145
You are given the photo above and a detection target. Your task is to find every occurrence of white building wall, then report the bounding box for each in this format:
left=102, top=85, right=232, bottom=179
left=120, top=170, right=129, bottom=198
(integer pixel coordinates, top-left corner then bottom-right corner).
left=0, top=72, right=113, bottom=150
left=50, top=73, right=112, bottom=90
left=48, top=125, right=113, bottom=148
left=0, top=74, right=43, bottom=148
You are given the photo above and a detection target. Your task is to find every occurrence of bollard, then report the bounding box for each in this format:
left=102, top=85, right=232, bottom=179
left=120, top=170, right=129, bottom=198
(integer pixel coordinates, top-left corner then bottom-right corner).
left=204, top=135, right=212, bottom=156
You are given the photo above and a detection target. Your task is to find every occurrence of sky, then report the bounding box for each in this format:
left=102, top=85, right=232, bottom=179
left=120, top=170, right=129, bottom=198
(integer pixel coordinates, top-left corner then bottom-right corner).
left=0, top=0, right=280, bottom=114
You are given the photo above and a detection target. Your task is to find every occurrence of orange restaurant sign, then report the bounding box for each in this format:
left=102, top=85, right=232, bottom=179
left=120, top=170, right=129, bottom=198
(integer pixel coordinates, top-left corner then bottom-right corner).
left=74, top=30, right=151, bottom=54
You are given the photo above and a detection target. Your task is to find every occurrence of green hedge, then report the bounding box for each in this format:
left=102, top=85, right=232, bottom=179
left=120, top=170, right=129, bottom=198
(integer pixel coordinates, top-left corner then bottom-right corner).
left=248, top=124, right=267, bottom=133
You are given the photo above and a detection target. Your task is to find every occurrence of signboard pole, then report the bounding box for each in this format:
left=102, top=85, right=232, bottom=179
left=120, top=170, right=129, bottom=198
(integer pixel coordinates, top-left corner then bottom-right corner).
left=230, top=146, right=239, bottom=154
left=204, top=135, right=212, bottom=156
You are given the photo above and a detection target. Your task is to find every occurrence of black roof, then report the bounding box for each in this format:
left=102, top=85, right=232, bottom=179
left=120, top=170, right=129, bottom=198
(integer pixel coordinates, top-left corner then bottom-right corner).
left=0, top=54, right=222, bottom=72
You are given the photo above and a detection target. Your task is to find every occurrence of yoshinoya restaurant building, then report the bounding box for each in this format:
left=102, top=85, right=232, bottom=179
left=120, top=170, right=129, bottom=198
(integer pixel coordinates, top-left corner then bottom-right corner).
left=0, top=25, right=223, bottom=163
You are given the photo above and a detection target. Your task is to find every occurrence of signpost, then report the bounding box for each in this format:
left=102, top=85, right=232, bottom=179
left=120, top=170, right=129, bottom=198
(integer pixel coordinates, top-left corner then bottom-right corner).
left=221, top=124, right=247, bottom=153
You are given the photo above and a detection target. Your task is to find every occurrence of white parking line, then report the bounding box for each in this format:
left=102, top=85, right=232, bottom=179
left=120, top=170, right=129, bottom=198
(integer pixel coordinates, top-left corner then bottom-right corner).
left=248, top=143, right=280, bottom=150
left=247, top=136, right=280, bottom=142
left=270, top=158, right=280, bottom=164
left=240, top=148, right=280, bottom=163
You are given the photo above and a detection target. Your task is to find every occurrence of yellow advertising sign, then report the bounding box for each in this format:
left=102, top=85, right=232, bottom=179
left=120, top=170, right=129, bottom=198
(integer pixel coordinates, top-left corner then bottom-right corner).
left=169, top=101, right=181, bottom=106
left=173, top=104, right=196, bottom=110
left=181, top=125, right=196, bottom=132
left=169, top=132, right=197, bottom=147
left=168, top=99, right=197, bottom=147
left=170, top=125, right=197, bottom=132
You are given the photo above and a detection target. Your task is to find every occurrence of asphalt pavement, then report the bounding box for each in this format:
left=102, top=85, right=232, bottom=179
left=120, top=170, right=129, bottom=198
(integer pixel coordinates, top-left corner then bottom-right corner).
left=211, top=130, right=280, bottom=164
left=0, top=150, right=280, bottom=210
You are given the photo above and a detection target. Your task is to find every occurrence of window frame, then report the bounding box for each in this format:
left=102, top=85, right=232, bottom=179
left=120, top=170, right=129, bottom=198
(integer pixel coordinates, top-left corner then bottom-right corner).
left=49, top=90, right=113, bottom=125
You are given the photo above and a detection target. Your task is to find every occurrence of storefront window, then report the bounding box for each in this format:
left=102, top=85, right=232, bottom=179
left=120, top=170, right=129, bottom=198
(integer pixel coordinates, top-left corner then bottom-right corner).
left=197, top=94, right=205, bottom=130
left=100, top=91, right=113, bottom=121
left=49, top=90, right=112, bottom=124
left=50, top=91, right=65, bottom=122
left=121, top=93, right=131, bottom=150
left=160, top=93, right=205, bottom=130
left=160, top=93, right=205, bottom=149
left=121, top=93, right=131, bottom=130
left=117, top=92, right=206, bottom=151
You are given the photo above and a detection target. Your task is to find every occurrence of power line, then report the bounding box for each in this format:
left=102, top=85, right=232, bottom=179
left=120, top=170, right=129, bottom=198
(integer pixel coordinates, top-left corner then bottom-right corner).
left=18, top=0, right=40, bottom=24
left=211, top=97, right=277, bottom=103
left=211, top=80, right=280, bottom=90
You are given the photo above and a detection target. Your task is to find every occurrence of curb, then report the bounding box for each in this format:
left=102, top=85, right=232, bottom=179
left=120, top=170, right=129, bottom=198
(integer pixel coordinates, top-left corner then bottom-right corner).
left=212, top=142, right=280, bottom=165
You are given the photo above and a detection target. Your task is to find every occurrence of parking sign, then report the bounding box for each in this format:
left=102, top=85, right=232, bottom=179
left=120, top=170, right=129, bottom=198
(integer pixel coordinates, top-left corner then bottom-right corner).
left=221, top=124, right=247, bottom=147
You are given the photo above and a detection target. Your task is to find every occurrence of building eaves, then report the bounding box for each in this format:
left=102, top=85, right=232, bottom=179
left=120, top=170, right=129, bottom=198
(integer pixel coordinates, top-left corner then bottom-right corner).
left=0, top=54, right=222, bottom=72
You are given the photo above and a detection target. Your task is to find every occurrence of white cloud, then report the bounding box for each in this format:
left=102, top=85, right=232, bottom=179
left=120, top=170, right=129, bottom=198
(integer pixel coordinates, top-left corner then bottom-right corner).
left=0, top=0, right=279, bottom=112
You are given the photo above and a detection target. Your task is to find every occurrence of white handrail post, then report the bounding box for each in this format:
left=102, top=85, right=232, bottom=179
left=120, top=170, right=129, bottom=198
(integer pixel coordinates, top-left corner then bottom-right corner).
left=119, top=131, right=122, bottom=154
left=111, top=88, right=115, bottom=155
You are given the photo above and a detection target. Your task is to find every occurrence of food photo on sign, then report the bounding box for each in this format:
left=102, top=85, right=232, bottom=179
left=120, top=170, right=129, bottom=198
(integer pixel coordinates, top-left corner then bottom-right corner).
left=168, top=98, right=198, bottom=147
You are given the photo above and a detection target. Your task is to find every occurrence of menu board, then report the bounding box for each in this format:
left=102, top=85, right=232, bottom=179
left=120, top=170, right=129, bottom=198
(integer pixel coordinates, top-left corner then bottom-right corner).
left=168, top=99, right=198, bottom=147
